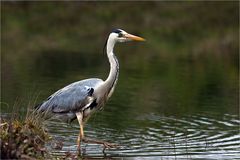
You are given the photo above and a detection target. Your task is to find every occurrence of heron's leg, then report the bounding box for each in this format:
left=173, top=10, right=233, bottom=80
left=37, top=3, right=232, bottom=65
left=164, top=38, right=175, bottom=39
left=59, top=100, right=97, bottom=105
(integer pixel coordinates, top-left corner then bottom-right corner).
left=76, top=112, right=118, bottom=152
left=76, top=112, right=84, bottom=153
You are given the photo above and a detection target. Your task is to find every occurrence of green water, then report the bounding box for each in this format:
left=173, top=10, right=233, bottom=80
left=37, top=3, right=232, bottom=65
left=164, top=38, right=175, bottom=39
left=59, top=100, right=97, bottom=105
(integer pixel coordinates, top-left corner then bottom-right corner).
left=1, top=2, right=239, bottom=159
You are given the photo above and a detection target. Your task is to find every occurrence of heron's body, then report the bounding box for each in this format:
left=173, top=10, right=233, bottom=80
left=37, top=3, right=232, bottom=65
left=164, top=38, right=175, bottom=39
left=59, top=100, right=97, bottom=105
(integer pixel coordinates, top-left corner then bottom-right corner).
left=36, top=29, right=145, bottom=153
left=38, top=78, right=103, bottom=123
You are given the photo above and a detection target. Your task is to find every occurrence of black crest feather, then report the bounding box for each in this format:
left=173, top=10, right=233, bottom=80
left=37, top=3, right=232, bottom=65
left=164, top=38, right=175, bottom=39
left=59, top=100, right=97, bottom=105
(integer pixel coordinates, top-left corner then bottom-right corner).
left=112, top=29, right=122, bottom=34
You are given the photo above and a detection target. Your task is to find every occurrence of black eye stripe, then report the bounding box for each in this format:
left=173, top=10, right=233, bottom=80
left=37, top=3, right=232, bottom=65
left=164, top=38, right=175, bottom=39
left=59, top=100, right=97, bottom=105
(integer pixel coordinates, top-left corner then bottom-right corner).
left=118, top=33, right=123, bottom=37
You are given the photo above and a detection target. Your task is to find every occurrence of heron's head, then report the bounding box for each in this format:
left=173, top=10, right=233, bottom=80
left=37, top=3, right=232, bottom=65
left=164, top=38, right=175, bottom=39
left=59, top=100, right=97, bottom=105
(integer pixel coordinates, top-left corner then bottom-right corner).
left=110, top=29, right=145, bottom=43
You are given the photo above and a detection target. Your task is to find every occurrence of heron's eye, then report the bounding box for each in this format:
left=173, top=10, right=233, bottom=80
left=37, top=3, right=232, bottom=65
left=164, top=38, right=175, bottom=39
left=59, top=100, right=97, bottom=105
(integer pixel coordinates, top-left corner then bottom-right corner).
left=118, top=33, right=123, bottom=37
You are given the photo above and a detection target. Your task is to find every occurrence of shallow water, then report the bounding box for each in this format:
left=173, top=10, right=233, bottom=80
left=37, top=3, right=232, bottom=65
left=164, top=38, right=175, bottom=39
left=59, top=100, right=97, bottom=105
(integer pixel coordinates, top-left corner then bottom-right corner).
left=46, top=109, right=240, bottom=159
left=2, top=50, right=239, bottom=159
left=1, top=3, right=239, bottom=158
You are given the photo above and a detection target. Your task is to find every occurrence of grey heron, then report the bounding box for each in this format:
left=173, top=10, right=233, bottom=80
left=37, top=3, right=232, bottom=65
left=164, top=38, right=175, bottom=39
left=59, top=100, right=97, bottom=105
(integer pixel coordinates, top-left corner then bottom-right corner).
left=36, top=29, right=145, bottom=152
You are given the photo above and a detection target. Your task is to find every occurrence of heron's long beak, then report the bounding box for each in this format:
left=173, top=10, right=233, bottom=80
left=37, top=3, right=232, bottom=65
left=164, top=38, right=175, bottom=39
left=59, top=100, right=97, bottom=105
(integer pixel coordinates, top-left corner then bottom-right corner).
left=124, top=33, right=146, bottom=41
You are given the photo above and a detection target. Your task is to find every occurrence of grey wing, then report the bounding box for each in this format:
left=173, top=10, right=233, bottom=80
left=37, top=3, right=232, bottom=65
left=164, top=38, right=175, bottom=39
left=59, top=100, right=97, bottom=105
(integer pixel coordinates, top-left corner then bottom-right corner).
left=37, top=78, right=103, bottom=114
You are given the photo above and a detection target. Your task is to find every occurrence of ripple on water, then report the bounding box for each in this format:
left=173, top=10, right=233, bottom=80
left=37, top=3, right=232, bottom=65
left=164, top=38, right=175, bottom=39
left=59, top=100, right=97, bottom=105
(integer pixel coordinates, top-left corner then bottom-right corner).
left=46, top=112, right=240, bottom=159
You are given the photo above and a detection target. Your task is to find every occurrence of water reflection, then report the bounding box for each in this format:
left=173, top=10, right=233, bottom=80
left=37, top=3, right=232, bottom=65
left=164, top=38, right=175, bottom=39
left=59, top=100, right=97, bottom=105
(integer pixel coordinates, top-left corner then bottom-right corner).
left=1, top=2, right=239, bottom=159
left=2, top=49, right=239, bottom=159
left=45, top=111, right=240, bottom=159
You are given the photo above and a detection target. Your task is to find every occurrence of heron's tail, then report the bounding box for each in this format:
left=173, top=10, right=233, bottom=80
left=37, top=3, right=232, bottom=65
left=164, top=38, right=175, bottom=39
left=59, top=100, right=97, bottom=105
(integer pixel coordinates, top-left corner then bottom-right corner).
left=34, top=102, right=43, bottom=110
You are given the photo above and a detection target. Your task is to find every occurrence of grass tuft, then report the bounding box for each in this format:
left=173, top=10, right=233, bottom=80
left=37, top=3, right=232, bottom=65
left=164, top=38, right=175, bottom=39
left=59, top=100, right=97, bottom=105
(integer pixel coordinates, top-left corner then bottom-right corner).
left=0, top=106, right=50, bottom=159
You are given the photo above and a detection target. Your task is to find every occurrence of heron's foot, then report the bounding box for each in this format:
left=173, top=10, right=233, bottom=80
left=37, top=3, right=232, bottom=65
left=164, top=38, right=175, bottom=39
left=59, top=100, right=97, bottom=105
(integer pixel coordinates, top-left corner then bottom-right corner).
left=102, top=141, right=118, bottom=148
left=82, top=137, right=119, bottom=149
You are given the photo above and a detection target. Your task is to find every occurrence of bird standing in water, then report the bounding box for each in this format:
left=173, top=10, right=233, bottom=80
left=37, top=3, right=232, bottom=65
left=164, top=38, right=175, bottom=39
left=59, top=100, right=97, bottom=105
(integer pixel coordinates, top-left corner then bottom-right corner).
left=36, top=29, right=145, bottom=153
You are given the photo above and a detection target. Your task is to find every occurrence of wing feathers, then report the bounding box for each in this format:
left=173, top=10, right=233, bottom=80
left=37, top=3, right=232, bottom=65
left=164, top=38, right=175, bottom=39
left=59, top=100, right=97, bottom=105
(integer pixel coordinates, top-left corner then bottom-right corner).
left=37, top=78, right=103, bottom=114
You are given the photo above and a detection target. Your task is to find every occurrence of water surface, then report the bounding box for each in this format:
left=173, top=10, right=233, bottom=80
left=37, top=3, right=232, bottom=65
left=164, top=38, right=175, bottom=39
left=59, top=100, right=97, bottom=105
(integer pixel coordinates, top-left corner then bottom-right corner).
left=1, top=2, right=239, bottom=159
left=2, top=52, right=239, bottom=159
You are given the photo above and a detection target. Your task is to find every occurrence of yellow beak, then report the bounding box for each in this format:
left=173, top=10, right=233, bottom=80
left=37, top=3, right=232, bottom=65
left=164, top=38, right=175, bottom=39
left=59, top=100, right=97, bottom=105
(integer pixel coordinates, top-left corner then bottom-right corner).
left=124, top=33, right=146, bottom=41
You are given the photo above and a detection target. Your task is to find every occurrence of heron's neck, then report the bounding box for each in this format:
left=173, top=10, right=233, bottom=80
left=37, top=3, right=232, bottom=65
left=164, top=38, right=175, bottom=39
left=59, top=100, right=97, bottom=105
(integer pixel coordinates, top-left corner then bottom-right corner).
left=104, top=37, right=119, bottom=93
